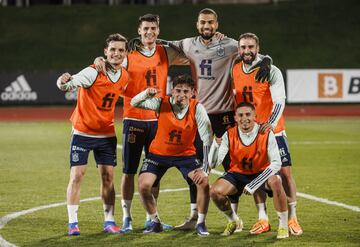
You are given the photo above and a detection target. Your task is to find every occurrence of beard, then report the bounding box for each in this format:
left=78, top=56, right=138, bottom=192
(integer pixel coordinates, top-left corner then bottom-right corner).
left=199, top=29, right=214, bottom=40
left=240, top=52, right=256, bottom=65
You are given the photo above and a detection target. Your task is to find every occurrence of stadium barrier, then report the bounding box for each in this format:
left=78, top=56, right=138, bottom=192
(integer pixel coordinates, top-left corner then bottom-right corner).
left=1, top=68, right=359, bottom=105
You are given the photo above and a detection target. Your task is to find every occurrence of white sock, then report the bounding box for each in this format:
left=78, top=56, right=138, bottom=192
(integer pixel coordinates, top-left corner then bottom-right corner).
left=103, top=204, right=115, bottom=222
left=121, top=199, right=132, bottom=220
left=230, top=203, right=238, bottom=214
left=277, top=211, right=288, bottom=229
left=190, top=203, right=198, bottom=219
left=67, top=205, right=79, bottom=224
left=149, top=212, right=160, bottom=223
left=222, top=209, right=239, bottom=223
left=146, top=212, right=151, bottom=221
left=256, top=203, right=268, bottom=220
left=288, top=201, right=297, bottom=219
left=197, top=213, right=206, bottom=224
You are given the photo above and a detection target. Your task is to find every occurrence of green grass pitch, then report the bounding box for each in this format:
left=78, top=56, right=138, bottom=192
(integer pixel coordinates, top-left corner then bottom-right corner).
left=0, top=118, right=359, bottom=247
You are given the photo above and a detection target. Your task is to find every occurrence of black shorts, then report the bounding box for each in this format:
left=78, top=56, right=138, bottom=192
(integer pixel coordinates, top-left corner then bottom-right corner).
left=69, top=134, right=117, bottom=167
left=275, top=134, right=292, bottom=167
left=122, top=119, right=157, bottom=174
left=139, top=153, right=202, bottom=181
left=220, top=172, right=273, bottom=197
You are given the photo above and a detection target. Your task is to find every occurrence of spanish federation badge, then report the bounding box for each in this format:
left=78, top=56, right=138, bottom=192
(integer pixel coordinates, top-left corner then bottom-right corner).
left=217, top=46, right=225, bottom=57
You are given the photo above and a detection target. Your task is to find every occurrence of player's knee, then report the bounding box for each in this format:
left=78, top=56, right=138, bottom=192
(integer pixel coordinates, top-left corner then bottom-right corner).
left=268, top=175, right=283, bottom=195
left=210, top=185, right=222, bottom=199
left=280, top=167, right=292, bottom=179
left=138, top=179, right=152, bottom=195
left=101, top=171, right=113, bottom=184
left=70, top=171, right=85, bottom=184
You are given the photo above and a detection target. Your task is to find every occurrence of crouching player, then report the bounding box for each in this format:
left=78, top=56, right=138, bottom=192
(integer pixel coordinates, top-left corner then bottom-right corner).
left=57, top=33, right=129, bottom=235
left=130, top=74, right=213, bottom=236
left=209, top=102, right=289, bottom=239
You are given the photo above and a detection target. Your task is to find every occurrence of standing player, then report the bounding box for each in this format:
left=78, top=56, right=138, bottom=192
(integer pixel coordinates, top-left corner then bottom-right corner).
left=232, top=32, right=303, bottom=236
left=168, top=8, right=271, bottom=231
left=95, top=14, right=188, bottom=232
left=57, top=33, right=128, bottom=235
left=131, top=74, right=213, bottom=236
left=209, top=102, right=289, bottom=239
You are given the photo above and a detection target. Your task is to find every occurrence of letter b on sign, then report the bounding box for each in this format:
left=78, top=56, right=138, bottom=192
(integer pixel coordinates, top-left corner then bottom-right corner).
left=318, top=73, right=343, bottom=98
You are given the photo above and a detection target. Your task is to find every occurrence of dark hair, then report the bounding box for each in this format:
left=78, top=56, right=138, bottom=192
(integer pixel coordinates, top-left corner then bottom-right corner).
left=105, top=33, right=127, bottom=48
left=236, top=102, right=255, bottom=111
left=198, top=8, right=218, bottom=20
left=172, top=74, right=195, bottom=89
left=138, top=13, right=160, bottom=27
left=238, top=32, right=259, bottom=46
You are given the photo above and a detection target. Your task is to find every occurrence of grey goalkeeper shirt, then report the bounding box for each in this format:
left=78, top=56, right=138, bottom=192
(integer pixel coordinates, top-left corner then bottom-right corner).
left=172, top=36, right=238, bottom=114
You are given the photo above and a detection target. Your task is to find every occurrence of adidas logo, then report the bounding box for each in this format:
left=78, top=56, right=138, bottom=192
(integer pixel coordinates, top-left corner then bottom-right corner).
left=1, top=75, right=37, bottom=101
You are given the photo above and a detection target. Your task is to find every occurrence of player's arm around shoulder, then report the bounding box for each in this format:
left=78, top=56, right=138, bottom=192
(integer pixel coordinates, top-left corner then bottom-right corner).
left=130, top=88, right=161, bottom=112
left=56, top=67, right=97, bottom=91
left=164, top=41, right=189, bottom=66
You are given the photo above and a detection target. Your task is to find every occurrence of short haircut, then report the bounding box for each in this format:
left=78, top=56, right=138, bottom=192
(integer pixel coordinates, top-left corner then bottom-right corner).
left=105, top=33, right=127, bottom=48
left=198, top=8, right=218, bottom=20
left=236, top=102, right=255, bottom=111
left=138, top=13, right=160, bottom=27
left=172, top=74, right=195, bottom=89
left=238, top=32, right=260, bottom=46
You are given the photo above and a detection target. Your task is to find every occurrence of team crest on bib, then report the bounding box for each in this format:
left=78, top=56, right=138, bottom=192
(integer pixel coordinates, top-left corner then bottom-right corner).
left=217, top=46, right=225, bottom=57
left=72, top=152, right=79, bottom=162
left=128, top=133, right=136, bottom=143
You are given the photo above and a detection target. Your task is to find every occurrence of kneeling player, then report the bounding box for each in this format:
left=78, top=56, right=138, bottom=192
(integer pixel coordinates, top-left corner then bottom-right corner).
left=209, top=102, right=289, bottom=239
left=131, top=74, right=213, bottom=236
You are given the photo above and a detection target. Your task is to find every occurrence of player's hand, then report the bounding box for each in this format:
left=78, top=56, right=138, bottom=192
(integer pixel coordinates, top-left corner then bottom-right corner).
left=214, top=31, right=226, bottom=40
left=253, top=56, right=271, bottom=83
left=192, top=168, right=207, bottom=185
left=259, top=122, right=273, bottom=134
left=147, top=88, right=160, bottom=97
left=94, top=57, right=106, bottom=74
left=60, top=73, right=72, bottom=84
left=127, top=37, right=142, bottom=51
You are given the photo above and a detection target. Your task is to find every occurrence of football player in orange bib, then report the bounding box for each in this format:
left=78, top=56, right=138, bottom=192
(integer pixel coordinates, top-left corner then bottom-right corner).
left=232, top=33, right=303, bottom=236
left=94, top=14, right=188, bottom=232
left=209, top=102, right=289, bottom=239
left=57, top=33, right=129, bottom=235
left=131, top=74, right=213, bottom=236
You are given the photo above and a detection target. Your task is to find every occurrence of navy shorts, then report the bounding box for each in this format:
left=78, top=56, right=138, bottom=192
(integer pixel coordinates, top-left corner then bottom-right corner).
left=69, top=134, right=117, bottom=167
left=122, top=120, right=157, bottom=174
left=275, top=134, right=292, bottom=167
left=139, top=153, right=202, bottom=182
left=220, top=172, right=273, bottom=197
left=195, top=111, right=235, bottom=170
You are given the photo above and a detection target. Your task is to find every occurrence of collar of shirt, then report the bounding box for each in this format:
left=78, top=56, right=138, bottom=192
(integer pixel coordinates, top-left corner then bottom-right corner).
left=198, top=35, right=220, bottom=47
left=238, top=123, right=259, bottom=144
left=106, top=68, right=122, bottom=82
left=139, top=45, right=156, bottom=56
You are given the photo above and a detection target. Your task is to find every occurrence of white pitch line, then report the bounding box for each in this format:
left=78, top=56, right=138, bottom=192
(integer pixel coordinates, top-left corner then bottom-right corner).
left=297, top=192, right=360, bottom=212
left=290, top=140, right=360, bottom=145
left=0, top=188, right=189, bottom=247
